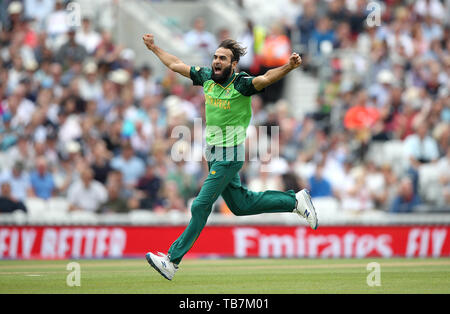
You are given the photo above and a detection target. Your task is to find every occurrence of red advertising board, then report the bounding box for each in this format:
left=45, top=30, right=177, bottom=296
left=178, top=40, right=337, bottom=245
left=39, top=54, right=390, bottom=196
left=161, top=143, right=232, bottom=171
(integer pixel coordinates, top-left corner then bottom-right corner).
left=0, top=225, right=449, bottom=259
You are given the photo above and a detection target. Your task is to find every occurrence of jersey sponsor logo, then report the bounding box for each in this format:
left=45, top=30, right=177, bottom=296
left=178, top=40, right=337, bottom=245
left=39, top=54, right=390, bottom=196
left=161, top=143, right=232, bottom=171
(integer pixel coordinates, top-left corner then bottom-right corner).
left=205, top=94, right=231, bottom=110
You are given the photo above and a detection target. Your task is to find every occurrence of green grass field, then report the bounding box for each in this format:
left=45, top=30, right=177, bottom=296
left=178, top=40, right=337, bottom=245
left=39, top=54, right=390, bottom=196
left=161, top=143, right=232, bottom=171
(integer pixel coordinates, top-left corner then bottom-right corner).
left=1, top=258, right=450, bottom=294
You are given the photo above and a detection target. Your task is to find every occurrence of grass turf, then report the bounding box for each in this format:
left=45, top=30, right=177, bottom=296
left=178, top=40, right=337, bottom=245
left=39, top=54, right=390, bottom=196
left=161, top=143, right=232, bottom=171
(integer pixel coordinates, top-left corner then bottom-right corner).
left=0, top=258, right=449, bottom=294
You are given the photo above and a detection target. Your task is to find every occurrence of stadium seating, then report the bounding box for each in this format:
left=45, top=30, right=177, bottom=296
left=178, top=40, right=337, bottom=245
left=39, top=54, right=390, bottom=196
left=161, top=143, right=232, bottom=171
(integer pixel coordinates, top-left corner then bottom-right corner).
left=24, top=198, right=47, bottom=216
left=418, top=164, right=443, bottom=205
left=311, top=197, right=340, bottom=223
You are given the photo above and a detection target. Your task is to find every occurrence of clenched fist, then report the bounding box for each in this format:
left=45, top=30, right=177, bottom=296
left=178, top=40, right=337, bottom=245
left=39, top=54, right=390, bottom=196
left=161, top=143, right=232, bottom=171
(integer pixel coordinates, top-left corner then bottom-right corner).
left=288, top=52, right=302, bottom=70
left=143, top=34, right=156, bottom=51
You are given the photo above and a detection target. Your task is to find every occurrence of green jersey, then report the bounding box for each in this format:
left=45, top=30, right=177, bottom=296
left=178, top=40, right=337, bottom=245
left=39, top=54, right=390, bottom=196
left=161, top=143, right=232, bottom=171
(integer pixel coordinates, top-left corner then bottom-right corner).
left=190, top=66, right=261, bottom=147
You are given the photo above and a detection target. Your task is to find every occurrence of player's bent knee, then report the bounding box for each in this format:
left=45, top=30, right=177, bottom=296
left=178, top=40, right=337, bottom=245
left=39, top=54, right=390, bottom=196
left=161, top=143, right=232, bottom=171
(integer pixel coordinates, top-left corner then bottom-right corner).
left=190, top=200, right=212, bottom=220
left=227, top=204, right=247, bottom=216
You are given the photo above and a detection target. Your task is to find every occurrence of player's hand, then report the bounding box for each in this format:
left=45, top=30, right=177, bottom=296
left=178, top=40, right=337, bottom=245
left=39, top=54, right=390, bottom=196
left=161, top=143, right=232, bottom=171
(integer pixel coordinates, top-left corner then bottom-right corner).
left=288, top=52, right=302, bottom=70
left=143, top=34, right=156, bottom=51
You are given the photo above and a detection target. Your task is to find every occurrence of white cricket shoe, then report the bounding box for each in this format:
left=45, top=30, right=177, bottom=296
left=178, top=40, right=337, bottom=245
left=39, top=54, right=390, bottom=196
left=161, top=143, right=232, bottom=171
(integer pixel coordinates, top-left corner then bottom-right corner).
left=146, top=252, right=178, bottom=280
left=294, top=189, right=318, bottom=230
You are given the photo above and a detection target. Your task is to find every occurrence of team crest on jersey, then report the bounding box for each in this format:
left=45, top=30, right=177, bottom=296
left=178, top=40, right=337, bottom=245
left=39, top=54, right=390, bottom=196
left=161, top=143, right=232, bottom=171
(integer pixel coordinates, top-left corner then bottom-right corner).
left=195, top=66, right=200, bottom=71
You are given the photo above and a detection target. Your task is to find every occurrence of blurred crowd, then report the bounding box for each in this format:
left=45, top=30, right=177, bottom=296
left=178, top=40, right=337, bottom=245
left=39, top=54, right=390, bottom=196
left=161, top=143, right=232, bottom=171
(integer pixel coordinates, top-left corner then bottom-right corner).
left=0, top=0, right=449, bottom=215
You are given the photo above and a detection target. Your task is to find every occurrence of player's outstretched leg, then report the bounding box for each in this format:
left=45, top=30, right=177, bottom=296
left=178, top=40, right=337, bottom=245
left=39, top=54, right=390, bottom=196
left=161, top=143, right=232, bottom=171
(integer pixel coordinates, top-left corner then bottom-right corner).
left=221, top=173, right=318, bottom=230
left=145, top=252, right=178, bottom=281
left=294, top=189, right=318, bottom=230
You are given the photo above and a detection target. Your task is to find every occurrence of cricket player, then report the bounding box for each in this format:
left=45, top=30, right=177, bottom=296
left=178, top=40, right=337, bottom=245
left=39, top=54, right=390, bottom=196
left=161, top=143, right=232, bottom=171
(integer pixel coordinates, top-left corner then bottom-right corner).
left=143, top=34, right=318, bottom=280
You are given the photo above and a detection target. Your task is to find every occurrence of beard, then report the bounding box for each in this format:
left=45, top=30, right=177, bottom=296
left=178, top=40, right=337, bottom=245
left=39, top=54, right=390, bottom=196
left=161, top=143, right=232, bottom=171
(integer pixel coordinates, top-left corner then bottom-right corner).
left=211, top=64, right=233, bottom=84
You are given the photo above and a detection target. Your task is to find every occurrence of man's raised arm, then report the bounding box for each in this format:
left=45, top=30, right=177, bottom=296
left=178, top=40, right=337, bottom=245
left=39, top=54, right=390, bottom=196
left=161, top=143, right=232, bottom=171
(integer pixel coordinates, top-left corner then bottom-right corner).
left=252, top=53, right=302, bottom=91
left=143, top=34, right=191, bottom=78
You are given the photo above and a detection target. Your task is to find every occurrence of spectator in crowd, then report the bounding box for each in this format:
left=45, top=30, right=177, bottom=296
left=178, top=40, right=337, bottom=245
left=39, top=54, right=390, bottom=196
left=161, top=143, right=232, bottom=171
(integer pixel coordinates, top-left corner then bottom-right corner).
left=78, top=61, right=102, bottom=101
left=167, top=160, right=198, bottom=206
left=45, top=0, right=69, bottom=47
left=404, top=120, right=440, bottom=168
left=161, top=180, right=187, bottom=213
left=130, top=162, right=164, bottom=211
left=0, top=111, right=19, bottom=151
left=259, top=23, right=291, bottom=104
left=237, top=20, right=255, bottom=75
left=295, top=0, right=317, bottom=50
left=130, top=120, right=153, bottom=160
left=414, top=0, right=446, bottom=22
left=53, top=155, right=77, bottom=197
left=24, top=0, right=55, bottom=30
left=311, top=16, right=336, bottom=56
left=97, top=183, right=130, bottom=213
left=365, top=161, right=388, bottom=209
left=0, top=161, right=31, bottom=202
left=90, top=141, right=112, bottom=185
left=95, top=30, right=123, bottom=64
left=5, top=1, right=24, bottom=33
left=29, top=157, right=55, bottom=200
left=56, top=27, right=88, bottom=69
left=308, top=163, right=333, bottom=198
left=133, top=64, right=157, bottom=101
left=75, top=16, right=102, bottom=55
left=340, top=168, right=374, bottom=213
left=0, top=182, right=27, bottom=213
left=67, top=168, right=108, bottom=212
left=110, top=142, right=146, bottom=188
left=437, top=148, right=450, bottom=206
left=348, top=0, right=369, bottom=38
left=248, top=160, right=284, bottom=192
left=389, top=176, right=421, bottom=213
left=327, top=0, right=349, bottom=28
left=184, top=17, right=217, bottom=65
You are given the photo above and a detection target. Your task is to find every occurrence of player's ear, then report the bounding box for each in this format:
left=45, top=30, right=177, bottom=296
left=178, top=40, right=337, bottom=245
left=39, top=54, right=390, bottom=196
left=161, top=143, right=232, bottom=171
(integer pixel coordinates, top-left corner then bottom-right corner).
left=232, top=60, right=238, bottom=70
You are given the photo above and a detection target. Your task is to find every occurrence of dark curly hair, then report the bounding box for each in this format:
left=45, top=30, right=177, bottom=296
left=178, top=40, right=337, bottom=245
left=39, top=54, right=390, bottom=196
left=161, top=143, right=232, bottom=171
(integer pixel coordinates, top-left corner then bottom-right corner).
left=218, top=39, right=247, bottom=63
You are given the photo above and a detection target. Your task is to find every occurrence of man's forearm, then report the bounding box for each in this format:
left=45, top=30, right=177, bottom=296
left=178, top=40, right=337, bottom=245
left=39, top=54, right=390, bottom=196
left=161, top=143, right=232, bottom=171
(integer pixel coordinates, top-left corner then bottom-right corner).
left=263, top=63, right=293, bottom=85
left=149, top=45, right=191, bottom=78
left=253, top=63, right=294, bottom=91
left=150, top=45, right=182, bottom=71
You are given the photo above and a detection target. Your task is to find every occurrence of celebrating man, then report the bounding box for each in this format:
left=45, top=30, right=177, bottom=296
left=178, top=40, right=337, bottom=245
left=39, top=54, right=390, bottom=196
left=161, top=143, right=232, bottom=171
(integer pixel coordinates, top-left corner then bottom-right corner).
left=143, top=33, right=318, bottom=280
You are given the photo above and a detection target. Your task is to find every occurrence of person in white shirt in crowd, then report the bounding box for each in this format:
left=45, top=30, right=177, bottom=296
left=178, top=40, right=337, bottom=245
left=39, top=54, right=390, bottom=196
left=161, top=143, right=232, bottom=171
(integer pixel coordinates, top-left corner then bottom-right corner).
left=5, top=135, right=36, bottom=171
left=24, top=0, right=55, bottom=31
left=133, top=64, right=158, bottom=101
left=437, top=148, right=450, bottom=206
left=236, top=19, right=255, bottom=75
left=248, top=158, right=284, bottom=192
left=414, top=0, right=446, bottom=22
left=0, top=161, right=32, bottom=202
left=75, top=16, right=102, bottom=55
left=340, top=167, right=374, bottom=213
left=78, top=61, right=102, bottom=101
left=67, top=167, right=107, bottom=212
left=45, top=0, right=69, bottom=49
left=404, top=120, right=440, bottom=168
left=365, top=161, right=387, bottom=209
left=7, top=54, right=26, bottom=94
left=184, top=17, right=217, bottom=65
left=130, top=120, right=153, bottom=159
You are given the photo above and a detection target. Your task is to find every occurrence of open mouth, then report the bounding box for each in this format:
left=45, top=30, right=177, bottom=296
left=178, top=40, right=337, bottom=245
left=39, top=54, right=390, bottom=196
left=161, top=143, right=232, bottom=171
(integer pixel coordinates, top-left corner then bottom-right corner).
left=213, top=65, right=222, bottom=74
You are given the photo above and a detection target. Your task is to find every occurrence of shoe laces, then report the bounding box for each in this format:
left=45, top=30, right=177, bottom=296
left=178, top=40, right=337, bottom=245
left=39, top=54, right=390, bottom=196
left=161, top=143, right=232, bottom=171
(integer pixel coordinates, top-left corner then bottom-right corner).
left=157, top=252, right=179, bottom=269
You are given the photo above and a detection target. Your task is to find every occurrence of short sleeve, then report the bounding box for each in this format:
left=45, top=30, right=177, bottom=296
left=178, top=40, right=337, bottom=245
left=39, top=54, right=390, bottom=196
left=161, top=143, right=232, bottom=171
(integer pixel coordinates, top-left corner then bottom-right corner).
left=190, top=66, right=212, bottom=86
left=234, top=72, right=262, bottom=96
